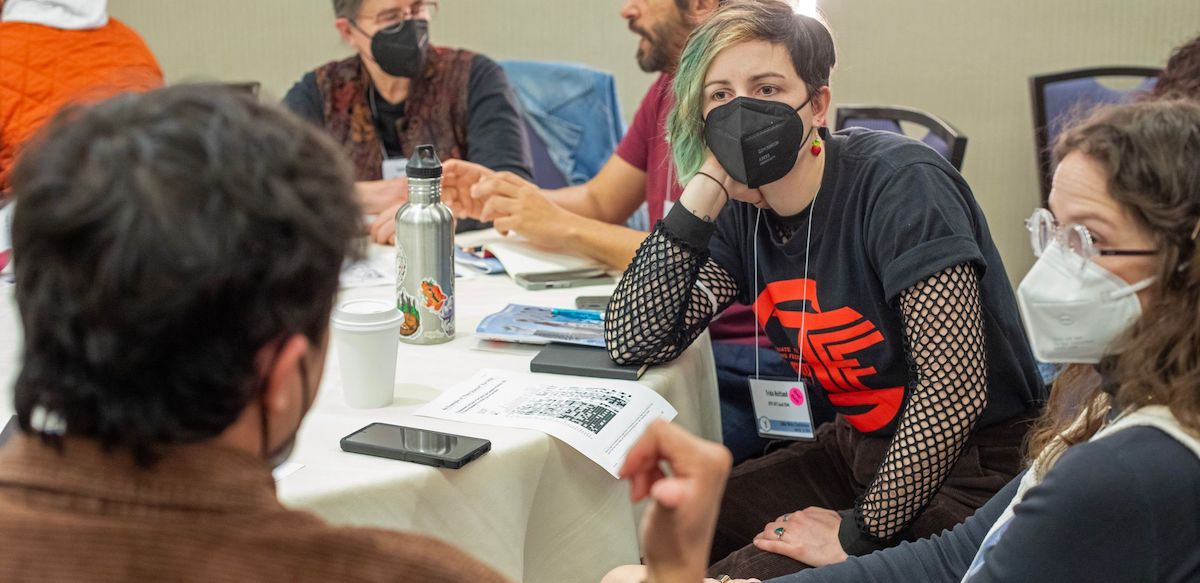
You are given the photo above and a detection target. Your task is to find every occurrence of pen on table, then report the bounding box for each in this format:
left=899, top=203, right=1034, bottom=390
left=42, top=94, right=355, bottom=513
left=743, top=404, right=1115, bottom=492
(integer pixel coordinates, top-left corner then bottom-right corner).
left=551, top=308, right=604, bottom=321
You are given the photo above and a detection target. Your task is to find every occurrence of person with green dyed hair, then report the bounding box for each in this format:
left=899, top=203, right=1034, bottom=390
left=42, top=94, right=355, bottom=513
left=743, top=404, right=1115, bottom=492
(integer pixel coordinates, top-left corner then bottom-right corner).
left=603, top=0, right=1044, bottom=579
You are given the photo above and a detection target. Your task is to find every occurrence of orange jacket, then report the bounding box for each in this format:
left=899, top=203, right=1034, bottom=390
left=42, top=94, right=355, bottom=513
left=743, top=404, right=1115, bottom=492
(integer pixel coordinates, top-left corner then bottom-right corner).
left=0, top=18, right=163, bottom=195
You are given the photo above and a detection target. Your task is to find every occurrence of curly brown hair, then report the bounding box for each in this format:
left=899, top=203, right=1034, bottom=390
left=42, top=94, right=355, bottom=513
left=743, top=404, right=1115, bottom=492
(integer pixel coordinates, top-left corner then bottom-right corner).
left=1028, top=99, right=1200, bottom=471
left=1150, top=34, right=1200, bottom=101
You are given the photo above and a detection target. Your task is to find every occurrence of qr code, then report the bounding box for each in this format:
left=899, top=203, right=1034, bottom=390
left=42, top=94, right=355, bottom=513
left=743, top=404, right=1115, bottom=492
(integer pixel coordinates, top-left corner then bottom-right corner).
left=510, top=386, right=631, bottom=434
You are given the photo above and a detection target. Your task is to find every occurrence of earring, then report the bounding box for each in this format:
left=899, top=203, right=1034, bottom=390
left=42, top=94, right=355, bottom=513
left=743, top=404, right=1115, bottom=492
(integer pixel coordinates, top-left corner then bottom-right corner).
left=810, top=135, right=823, bottom=157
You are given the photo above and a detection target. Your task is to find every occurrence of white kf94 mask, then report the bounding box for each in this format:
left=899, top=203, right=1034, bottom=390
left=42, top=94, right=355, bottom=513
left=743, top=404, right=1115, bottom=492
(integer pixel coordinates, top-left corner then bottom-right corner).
left=1017, top=242, right=1153, bottom=364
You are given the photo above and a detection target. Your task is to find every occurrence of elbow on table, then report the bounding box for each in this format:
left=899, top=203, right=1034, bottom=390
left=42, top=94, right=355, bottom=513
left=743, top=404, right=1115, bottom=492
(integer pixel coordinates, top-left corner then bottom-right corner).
left=604, top=312, right=691, bottom=366
left=604, top=335, right=683, bottom=367
left=606, top=340, right=649, bottom=366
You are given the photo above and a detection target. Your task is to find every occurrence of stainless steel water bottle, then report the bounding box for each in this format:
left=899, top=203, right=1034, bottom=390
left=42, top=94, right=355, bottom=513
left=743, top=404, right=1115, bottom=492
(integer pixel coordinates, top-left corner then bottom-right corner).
left=394, top=144, right=454, bottom=345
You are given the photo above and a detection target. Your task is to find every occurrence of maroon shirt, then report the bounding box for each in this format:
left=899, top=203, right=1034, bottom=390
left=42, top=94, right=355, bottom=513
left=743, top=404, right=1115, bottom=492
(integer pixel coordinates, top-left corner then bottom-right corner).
left=615, top=73, right=682, bottom=225
left=616, top=73, right=760, bottom=344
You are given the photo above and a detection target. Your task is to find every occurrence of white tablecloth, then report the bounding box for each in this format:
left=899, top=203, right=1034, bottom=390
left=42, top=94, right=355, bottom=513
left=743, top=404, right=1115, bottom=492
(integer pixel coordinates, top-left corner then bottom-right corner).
left=0, top=244, right=721, bottom=583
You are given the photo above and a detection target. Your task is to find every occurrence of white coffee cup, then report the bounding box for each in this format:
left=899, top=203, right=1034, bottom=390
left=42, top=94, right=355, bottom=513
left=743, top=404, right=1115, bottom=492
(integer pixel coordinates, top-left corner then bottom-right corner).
left=331, top=298, right=402, bottom=408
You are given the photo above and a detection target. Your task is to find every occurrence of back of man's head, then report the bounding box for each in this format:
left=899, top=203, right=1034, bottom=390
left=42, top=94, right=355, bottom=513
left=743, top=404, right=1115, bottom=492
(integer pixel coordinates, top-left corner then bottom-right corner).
left=9, top=86, right=362, bottom=463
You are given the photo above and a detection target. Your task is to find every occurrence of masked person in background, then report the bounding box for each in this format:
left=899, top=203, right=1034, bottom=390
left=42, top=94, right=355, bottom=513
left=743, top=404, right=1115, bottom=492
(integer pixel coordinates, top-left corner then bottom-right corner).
left=284, top=0, right=531, bottom=232
left=604, top=1, right=1044, bottom=579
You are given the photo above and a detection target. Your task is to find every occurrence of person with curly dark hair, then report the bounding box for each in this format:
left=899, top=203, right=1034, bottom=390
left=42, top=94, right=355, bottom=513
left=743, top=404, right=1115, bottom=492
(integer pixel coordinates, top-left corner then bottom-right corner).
left=0, top=86, right=514, bottom=582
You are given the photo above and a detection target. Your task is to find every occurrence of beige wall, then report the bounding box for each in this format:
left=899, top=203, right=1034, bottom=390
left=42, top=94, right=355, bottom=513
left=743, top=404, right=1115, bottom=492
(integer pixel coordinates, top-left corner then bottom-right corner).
left=108, top=0, right=1200, bottom=284
left=105, top=0, right=658, bottom=126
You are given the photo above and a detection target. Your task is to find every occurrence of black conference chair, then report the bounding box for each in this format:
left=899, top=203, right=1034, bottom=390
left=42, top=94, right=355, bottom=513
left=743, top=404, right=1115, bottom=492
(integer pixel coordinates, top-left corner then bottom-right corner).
left=1030, top=66, right=1159, bottom=202
left=835, top=104, right=968, bottom=171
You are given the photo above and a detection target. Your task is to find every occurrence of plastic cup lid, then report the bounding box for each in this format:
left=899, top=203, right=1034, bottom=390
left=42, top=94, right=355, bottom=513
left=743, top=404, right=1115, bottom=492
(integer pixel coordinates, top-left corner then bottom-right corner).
left=331, top=299, right=403, bottom=329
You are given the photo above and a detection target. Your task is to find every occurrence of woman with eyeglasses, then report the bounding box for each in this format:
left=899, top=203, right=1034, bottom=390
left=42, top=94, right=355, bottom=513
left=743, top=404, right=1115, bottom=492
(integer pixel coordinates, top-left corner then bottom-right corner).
left=603, top=1, right=1044, bottom=578
left=283, top=0, right=531, bottom=231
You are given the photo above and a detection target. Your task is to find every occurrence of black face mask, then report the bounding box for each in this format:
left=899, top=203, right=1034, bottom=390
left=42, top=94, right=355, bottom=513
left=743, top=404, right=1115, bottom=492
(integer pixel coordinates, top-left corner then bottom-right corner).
left=368, top=19, right=429, bottom=78
left=704, top=94, right=815, bottom=189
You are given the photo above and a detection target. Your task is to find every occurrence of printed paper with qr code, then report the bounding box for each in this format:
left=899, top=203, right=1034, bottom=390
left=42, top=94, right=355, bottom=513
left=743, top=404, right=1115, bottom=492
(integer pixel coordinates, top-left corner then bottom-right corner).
left=415, top=368, right=677, bottom=477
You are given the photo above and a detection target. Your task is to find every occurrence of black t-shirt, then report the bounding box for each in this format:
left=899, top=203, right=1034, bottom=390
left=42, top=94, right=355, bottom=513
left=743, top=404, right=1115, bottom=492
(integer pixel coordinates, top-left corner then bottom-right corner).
left=707, top=128, right=1044, bottom=434
left=282, top=53, right=532, bottom=180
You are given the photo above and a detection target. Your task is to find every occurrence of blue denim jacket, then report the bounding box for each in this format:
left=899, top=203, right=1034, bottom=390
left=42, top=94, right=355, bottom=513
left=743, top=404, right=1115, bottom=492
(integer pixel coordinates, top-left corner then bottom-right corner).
left=499, top=60, right=625, bottom=185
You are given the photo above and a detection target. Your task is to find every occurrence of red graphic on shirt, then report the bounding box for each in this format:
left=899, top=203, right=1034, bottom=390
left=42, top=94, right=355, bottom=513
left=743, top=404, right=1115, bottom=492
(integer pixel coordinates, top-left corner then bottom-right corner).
left=753, top=279, right=905, bottom=433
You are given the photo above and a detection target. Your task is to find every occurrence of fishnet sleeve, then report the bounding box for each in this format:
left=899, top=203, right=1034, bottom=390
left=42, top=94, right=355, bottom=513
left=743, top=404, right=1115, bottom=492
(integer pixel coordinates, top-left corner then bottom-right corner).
left=604, top=224, right=740, bottom=365
left=853, top=262, right=989, bottom=545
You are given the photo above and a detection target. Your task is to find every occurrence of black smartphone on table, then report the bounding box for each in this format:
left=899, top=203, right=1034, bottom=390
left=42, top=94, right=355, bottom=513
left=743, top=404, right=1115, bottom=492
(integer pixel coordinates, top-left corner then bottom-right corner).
left=340, top=422, right=491, bottom=469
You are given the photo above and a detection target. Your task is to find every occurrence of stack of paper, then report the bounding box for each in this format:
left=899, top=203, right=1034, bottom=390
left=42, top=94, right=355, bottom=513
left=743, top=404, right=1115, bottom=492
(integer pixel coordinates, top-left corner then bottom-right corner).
left=476, top=304, right=604, bottom=347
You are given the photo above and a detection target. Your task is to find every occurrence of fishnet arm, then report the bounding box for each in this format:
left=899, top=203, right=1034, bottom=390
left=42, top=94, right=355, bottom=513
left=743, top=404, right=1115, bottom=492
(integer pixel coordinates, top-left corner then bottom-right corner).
left=604, top=226, right=740, bottom=365
left=854, top=263, right=989, bottom=543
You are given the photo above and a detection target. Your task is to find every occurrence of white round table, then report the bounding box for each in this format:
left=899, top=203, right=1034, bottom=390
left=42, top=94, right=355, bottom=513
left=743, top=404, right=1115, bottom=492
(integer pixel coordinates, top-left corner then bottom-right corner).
left=0, top=243, right=720, bottom=583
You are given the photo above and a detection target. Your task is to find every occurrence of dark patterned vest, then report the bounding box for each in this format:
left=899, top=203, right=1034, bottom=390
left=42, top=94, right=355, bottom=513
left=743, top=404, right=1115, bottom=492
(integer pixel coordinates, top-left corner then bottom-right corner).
left=313, top=47, right=475, bottom=180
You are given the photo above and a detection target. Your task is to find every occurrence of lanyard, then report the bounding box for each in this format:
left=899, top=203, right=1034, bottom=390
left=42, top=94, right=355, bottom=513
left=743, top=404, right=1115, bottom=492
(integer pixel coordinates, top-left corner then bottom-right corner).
left=752, top=189, right=819, bottom=382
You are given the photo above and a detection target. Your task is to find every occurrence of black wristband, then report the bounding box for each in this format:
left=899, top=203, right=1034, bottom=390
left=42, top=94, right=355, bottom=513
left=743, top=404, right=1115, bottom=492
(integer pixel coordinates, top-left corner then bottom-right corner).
left=694, top=170, right=731, bottom=205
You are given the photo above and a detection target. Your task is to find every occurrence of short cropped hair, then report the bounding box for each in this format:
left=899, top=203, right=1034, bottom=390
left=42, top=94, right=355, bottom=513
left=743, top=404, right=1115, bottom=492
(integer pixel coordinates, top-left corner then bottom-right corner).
left=332, top=0, right=364, bottom=19
left=9, top=86, right=363, bottom=463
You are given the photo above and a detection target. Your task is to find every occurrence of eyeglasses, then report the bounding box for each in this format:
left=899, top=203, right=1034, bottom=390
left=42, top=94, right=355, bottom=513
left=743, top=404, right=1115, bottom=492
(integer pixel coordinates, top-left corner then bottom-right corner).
left=1026, top=207, right=1156, bottom=267
left=357, top=0, right=438, bottom=29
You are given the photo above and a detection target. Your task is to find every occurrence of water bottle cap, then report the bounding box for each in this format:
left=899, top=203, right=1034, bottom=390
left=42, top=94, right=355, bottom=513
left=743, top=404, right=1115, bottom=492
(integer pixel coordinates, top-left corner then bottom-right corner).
left=406, top=144, right=442, bottom=179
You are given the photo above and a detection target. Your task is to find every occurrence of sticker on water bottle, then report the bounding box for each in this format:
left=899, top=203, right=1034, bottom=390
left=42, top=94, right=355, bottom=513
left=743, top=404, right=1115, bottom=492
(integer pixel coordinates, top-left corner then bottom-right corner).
left=397, top=291, right=422, bottom=338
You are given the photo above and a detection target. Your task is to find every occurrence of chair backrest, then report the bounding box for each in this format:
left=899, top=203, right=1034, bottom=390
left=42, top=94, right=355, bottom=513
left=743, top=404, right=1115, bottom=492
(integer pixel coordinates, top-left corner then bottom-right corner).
left=498, top=60, right=624, bottom=188
left=1030, top=66, right=1160, bottom=202
left=835, top=105, right=968, bottom=171
left=523, top=115, right=569, bottom=189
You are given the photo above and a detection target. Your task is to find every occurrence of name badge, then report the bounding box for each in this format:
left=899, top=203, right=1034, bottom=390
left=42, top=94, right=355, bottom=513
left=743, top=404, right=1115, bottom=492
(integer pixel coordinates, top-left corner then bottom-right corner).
left=382, top=157, right=408, bottom=180
left=749, top=377, right=815, bottom=440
